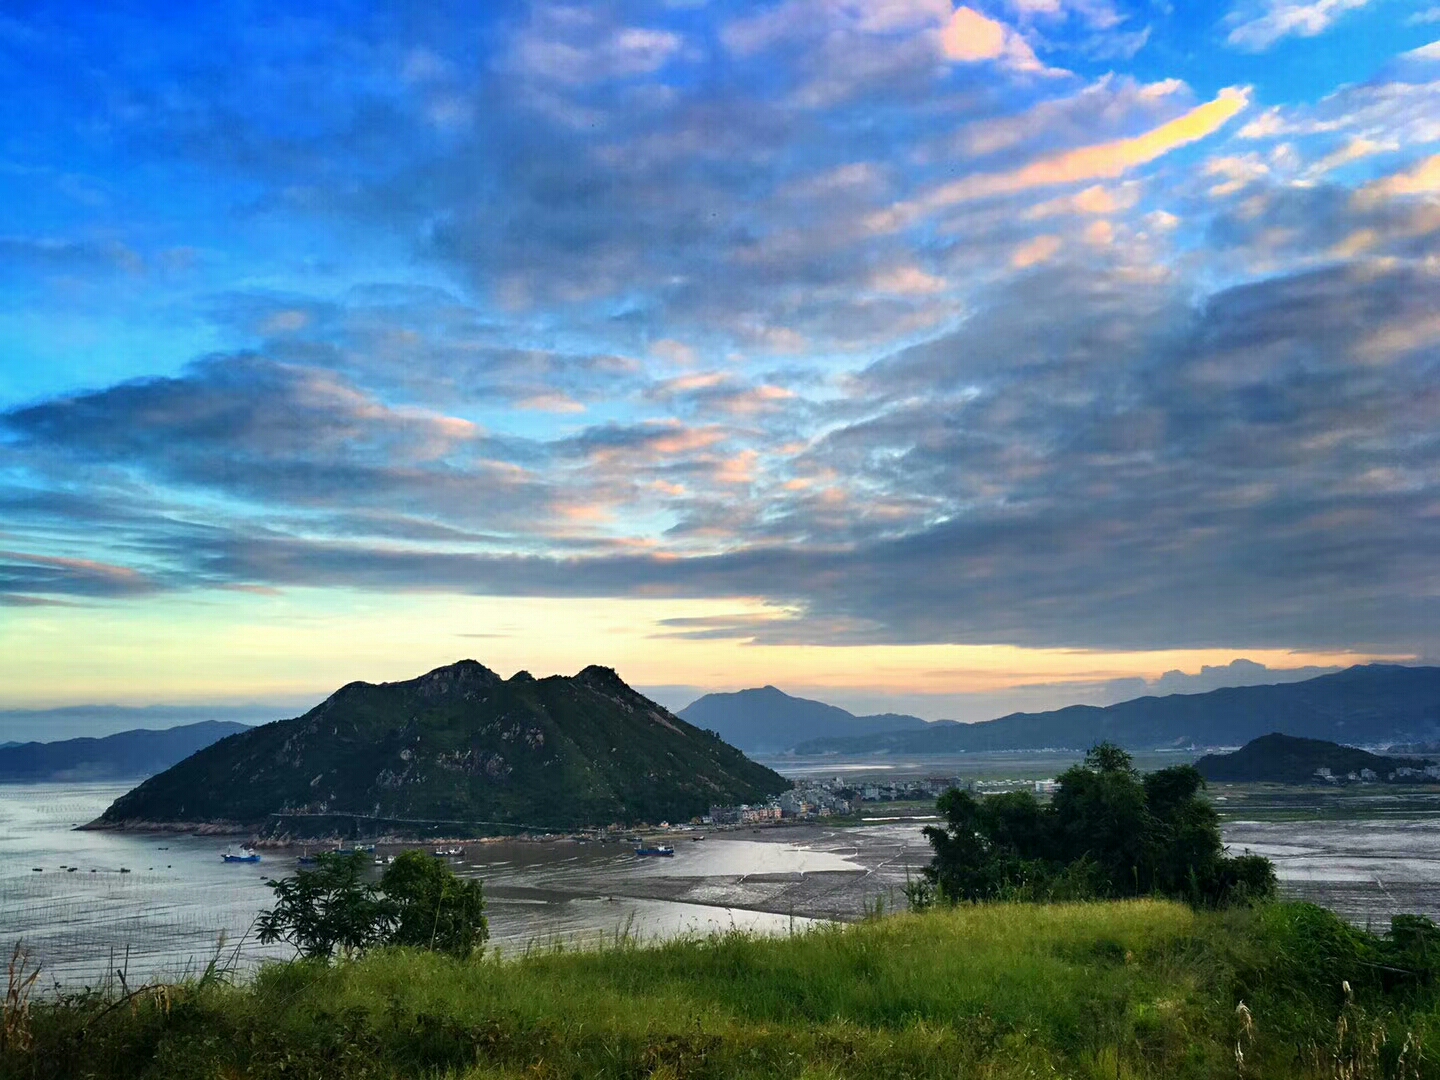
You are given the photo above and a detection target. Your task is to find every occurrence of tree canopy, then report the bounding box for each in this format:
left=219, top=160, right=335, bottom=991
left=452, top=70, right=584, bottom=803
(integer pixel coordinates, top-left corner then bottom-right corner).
left=917, top=743, right=1277, bottom=907
left=256, top=851, right=489, bottom=961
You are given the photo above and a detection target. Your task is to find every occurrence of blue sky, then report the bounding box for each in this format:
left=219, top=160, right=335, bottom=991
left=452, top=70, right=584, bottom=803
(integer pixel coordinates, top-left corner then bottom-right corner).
left=2, top=0, right=1438, bottom=728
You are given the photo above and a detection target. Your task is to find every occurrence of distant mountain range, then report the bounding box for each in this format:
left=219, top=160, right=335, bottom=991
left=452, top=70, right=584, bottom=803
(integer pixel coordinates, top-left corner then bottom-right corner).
left=0, top=720, right=251, bottom=782
left=685, top=665, right=1439, bottom=755
left=0, top=703, right=288, bottom=743
left=94, top=661, right=789, bottom=837
left=676, top=686, right=928, bottom=752
left=1196, top=734, right=1437, bottom=785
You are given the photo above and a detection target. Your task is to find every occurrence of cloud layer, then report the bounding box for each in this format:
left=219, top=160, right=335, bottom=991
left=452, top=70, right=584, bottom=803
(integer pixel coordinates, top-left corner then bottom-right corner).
left=1, top=0, right=1438, bottom=675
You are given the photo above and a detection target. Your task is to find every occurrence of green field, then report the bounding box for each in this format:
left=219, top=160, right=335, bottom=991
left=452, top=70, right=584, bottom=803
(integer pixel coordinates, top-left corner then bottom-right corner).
left=8, top=899, right=1440, bottom=1079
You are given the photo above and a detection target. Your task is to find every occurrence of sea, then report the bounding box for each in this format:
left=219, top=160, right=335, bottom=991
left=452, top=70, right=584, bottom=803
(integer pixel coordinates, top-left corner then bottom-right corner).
left=2, top=776, right=1439, bottom=990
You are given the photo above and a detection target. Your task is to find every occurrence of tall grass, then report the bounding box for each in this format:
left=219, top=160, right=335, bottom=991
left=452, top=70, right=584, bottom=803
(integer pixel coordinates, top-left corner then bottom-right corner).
left=5, top=900, right=1438, bottom=1079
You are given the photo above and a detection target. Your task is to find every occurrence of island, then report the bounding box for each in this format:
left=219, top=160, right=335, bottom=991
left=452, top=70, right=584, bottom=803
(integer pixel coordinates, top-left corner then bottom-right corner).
left=1195, top=732, right=1440, bottom=785
left=90, top=660, right=790, bottom=838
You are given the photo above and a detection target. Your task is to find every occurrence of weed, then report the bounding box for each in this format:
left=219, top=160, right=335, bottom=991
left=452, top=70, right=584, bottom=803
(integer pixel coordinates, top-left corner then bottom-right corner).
left=1, top=944, right=40, bottom=1054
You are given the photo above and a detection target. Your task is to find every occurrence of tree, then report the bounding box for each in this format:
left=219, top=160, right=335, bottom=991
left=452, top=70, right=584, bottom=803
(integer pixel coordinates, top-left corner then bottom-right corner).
left=1085, top=742, right=1136, bottom=775
left=1143, top=765, right=1222, bottom=898
left=1050, top=754, right=1155, bottom=895
left=380, top=851, right=488, bottom=959
left=255, top=850, right=489, bottom=962
left=256, top=852, right=394, bottom=960
left=916, top=743, right=1277, bottom=909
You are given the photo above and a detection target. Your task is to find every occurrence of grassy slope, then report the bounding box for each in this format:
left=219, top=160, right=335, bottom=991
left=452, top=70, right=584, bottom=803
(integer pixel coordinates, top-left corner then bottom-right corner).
left=13, top=901, right=1437, bottom=1079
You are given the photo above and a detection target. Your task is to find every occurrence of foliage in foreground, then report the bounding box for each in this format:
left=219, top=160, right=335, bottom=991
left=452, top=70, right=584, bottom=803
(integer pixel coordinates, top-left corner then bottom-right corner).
left=915, top=742, right=1278, bottom=907
left=256, top=851, right=488, bottom=960
left=9, top=900, right=1440, bottom=1079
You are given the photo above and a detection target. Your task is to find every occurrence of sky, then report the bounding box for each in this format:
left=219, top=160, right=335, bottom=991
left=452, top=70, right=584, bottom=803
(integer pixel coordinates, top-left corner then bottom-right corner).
left=1, top=0, right=1438, bottom=733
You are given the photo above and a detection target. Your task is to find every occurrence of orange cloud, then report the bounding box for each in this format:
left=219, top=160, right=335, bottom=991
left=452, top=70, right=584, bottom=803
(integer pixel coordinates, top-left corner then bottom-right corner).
left=516, top=393, right=586, bottom=414
left=1356, top=153, right=1440, bottom=203
left=1011, top=234, right=1062, bottom=267
left=939, top=6, right=1046, bottom=72
left=870, top=264, right=948, bottom=294
left=869, top=87, right=1250, bottom=231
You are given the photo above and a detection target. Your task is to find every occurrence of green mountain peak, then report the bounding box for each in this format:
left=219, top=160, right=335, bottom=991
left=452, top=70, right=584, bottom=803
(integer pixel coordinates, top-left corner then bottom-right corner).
left=93, top=661, right=788, bottom=837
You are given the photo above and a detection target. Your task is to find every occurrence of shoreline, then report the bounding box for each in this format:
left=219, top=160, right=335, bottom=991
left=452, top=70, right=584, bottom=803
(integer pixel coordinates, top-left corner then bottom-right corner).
left=79, top=814, right=893, bottom=846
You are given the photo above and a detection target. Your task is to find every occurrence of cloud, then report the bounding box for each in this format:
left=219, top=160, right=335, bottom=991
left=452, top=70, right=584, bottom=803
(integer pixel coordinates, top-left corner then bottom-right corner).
left=872, top=86, right=1249, bottom=229
left=1358, top=152, right=1440, bottom=199
left=1225, top=0, right=1375, bottom=52
left=939, top=6, right=1049, bottom=72
left=2, top=0, right=1440, bottom=668
left=510, top=7, right=685, bottom=86
left=0, top=550, right=158, bottom=599
left=1011, top=233, right=1062, bottom=266
left=0, top=355, right=562, bottom=541
left=10, top=249, right=1435, bottom=657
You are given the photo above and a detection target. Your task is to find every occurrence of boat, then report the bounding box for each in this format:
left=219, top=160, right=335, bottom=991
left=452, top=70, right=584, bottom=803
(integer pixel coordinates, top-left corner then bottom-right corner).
left=634, top=845, right=674, bottom=857
left=691, top=835, right=705, bottom=841
left=221, top=846, right=261, bottom=863
left=432, top=846, right=463, bottom=858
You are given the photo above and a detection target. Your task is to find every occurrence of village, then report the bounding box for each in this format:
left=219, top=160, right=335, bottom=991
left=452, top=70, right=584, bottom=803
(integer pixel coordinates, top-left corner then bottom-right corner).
left=702, top=773, right=1050, bottom=826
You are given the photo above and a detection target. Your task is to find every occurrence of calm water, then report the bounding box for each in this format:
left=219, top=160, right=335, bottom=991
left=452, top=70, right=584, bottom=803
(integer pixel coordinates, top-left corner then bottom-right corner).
left=3, top=781, right=1438, bottom=991
left=0, top=784, right=907, bottom=989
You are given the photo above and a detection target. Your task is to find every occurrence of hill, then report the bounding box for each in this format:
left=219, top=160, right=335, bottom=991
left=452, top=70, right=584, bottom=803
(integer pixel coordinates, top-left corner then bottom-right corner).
left=790, top=664, right=1440, bottom=754
left=1195, top=733, right=1437, bottom=784
left=0, top=720, right=250, bottom=782
left=93, top=661, right=789, bottom=836
left=676, top=686, right=930, bottom=752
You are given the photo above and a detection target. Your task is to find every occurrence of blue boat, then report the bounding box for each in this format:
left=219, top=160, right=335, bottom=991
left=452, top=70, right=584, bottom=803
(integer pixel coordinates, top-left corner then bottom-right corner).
left=634, top=845, right=674, bottom=857
left=221, top=846, right=261, bottom=863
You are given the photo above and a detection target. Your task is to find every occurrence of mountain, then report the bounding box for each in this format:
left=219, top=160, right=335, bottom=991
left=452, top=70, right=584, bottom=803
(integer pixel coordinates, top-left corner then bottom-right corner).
left=1196, top=733, right=1437, bottom=785
left=0, top=720, right=251, bottom=782
left=676, top=686, right=932, bottom=752
left=790, top=665, right=1440, bottom=755
left=0, top=703, right=292, bottom=743
left=93, top=661, right=790, bottom=836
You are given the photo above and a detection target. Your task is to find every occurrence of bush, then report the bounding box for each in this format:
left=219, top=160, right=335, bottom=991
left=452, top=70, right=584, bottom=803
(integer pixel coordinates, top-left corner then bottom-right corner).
left=256, top=852, right=393, bottom=960
left=380, top=851, right=488, bottom=959
left=255, top=851, right=487, bottom=961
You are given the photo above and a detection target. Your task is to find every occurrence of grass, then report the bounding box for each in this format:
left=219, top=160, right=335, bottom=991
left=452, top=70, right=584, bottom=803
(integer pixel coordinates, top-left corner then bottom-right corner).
left=5, top=900, right=1438, bottom=1079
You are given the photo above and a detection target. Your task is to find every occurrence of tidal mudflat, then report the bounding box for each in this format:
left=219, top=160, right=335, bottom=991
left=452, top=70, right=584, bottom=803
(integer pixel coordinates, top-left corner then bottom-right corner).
left=4, top=778, right=1438, bottom=989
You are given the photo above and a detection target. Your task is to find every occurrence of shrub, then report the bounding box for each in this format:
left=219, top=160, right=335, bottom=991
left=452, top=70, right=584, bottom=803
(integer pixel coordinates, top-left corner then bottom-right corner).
left=256, top=852, right=394, bottom=960
left=379, top=851, right=488, bottom=959
left=255, top=851, right=487, bottom=961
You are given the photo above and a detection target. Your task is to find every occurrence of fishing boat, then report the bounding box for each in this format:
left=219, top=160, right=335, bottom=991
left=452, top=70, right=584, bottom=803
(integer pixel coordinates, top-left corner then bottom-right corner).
left=634, top=844, right=674, bottom=857
left=221, top=845, right=261, bottom=863
left=431, top=846, right=463, bottom=858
